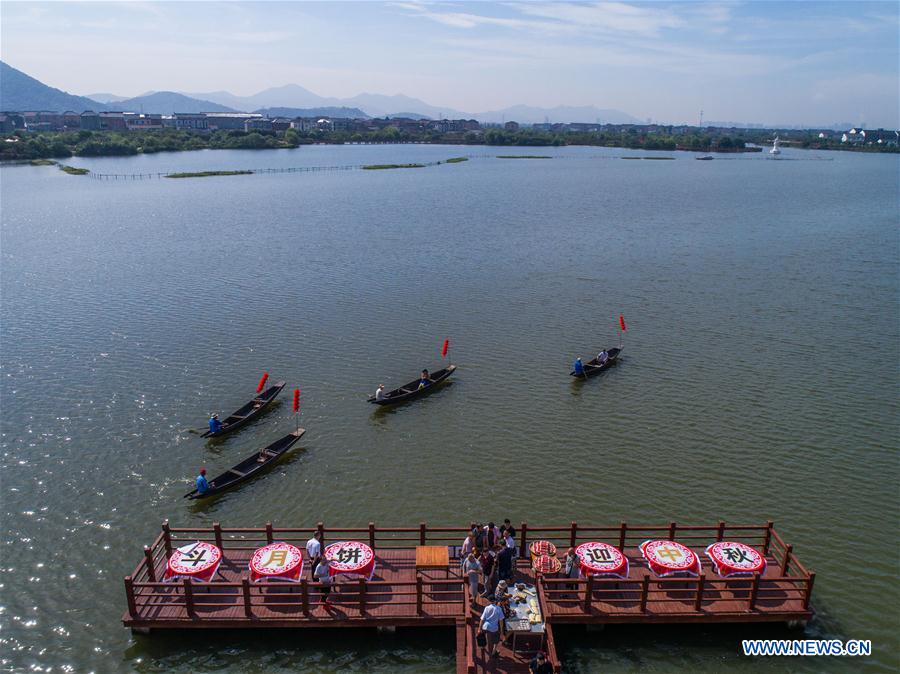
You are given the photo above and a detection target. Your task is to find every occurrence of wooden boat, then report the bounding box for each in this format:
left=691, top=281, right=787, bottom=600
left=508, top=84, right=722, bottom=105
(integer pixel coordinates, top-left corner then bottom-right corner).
left=368, top=365, right=457, bottom=406
left=570, top=347, right=622, bottom=378
left=185, top=429, right=305, bottom=499
left=696, top=155, right=714, bottom=160
left=202, top=381, right=286, bottom=438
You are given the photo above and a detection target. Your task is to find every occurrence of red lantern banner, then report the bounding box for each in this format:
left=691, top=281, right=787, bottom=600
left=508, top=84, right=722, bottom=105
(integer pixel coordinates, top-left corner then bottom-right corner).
left=164, top=541, right=222, bottom=583
left=441, top=339, right=449, bottom=357
left=640, top=540, right=701, bottom=577
left=619, top=315, right=627, bottom=331
left=249, top=542, right=304, bottom=583
left=293, top=388, right=300, bottom=413
left=575, top=542, right=629, bottom=579
left=705, top=541, right=766, bottom=578
left=325, top=541, right=376, bottom=580
left=257, top=372, right=269, bottom=393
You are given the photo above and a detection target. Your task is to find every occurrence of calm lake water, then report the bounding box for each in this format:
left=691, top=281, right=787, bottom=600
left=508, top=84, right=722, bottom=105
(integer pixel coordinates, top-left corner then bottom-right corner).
left=1, top=144, right=898, bottom=672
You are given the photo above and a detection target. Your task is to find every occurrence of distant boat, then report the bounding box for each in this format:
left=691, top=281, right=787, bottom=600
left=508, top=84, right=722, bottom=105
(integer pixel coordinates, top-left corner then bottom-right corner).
left=696, top=155, right=714, bottom=161
left=769, top=137, right=781, bottom=155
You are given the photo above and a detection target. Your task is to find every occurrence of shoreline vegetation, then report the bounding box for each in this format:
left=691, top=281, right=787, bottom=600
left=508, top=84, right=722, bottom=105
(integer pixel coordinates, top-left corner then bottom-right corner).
left=361, top=163, right=425, bottom=170
left=1, top=127, right=896, bottom=163
left=166, top=170, right=253, bottom=179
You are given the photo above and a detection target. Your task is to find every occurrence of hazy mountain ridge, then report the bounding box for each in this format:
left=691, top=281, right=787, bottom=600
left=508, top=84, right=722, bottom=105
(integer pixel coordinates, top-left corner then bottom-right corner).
left=3, top=60, right=639, bottom=124
left=254, top=106, right=369, bottom=119
left=114, top=91, right=236, bottom=115
left=1, top=61, right=107, bottom=112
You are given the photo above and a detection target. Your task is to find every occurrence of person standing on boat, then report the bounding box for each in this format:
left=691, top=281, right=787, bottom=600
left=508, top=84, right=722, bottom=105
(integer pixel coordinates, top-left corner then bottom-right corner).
left=374, top=384, right=387, bottom=402
left=208, top=413, right=222, bottom=434
left=573, top=357, right=584, bottom=376
left=597, top=350, right=609, bottom=366
left=306, top=531, right=322, bottom=580
left=196, top=468, right=210, bottom=496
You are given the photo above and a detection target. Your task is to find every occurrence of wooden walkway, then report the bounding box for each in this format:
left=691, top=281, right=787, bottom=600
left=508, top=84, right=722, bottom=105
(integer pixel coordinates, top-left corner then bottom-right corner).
left=123, top=521, right=814, bottom=673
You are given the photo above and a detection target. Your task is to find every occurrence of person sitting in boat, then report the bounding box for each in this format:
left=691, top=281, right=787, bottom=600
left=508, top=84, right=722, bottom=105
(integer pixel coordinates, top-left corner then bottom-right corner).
left=597, top=350, right=609, bottom=365
left=375, top=384, right=387, bottom=402
left=196, top=468, right=210, bottom=495
left=208, top=413, right=222, bottom=434
left=573, top=357, right=584, bottom=376
left=418, top=369, right=430, bottom=389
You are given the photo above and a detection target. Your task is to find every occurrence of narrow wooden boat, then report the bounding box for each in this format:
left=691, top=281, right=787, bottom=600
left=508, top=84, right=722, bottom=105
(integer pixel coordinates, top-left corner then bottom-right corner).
left=202, top=381, right=286, bottom=438
left=570, top=347, right=622, bottom=378
left=368, top=365, right=457, bottom=406
left=185, top=429, right=305, bottom=499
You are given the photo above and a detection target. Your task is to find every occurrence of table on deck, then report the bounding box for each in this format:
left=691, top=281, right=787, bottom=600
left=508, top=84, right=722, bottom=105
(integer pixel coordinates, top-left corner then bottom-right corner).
left=416, top=546, right=450, bottom=578
left=503, top=583, right=545, bottom=656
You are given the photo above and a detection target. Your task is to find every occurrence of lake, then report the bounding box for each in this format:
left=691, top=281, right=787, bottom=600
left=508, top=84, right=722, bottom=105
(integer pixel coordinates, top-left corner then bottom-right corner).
left=1, top=144, right=897, bottom=672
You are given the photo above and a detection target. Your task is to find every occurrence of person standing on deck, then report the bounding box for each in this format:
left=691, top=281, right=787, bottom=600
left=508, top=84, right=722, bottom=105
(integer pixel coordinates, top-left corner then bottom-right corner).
left=497, top=543, right=514, bottom=581
left=208, top=413, right=222, bottom=434
left=478, top=595, right=504, bottom=658
left=480, top=547, right=497, bottom=597
left=504, top=529, right=517, bottom=558
left=484, top=522, right=501, bottom=549
left=573, top=357, right=584, bottom=376
left=306, top=531, right=322, bottom=580
left=529, top=652, right=554, bottom=674
left=314, top=556, right=333, bottom=603
left=462, top=552, right=483, bottom=606
left=564, top=547, right=580, bottom=593
left=461, top=528, right=477, bottom=561
left=502, top=520, right=516, bottom=540
left=196, top=468, right=210, bottom=495
left=374, top=384, right=387, bottom=402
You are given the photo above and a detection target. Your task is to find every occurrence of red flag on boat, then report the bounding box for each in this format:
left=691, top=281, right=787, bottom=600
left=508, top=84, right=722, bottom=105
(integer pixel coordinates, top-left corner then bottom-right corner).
left=293, top=388, right=300, bottom=414
left=256, top=372, right=269, bottom=393
left=619, top=315, right=627, bottom=332
left=441, top=339, right=449, bottom=357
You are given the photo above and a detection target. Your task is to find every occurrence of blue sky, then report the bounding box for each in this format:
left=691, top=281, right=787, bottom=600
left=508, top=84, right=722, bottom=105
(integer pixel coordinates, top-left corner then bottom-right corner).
left=2, top=1, right=898, bottom=126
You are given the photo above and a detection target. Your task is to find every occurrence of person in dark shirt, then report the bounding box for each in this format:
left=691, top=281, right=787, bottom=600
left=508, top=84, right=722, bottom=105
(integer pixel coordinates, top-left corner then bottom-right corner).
left=529, top=651, right=553, bottom=674
left=497, top=543, right=514, bottom=581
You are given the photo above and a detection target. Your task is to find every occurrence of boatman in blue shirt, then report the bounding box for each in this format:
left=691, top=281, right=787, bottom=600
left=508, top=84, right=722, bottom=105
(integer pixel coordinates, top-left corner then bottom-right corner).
left=196, top=468, right=210, bottom=495
left=208, top=413, right=222, bottom=434
left=573, top=357, right=584, bottom=376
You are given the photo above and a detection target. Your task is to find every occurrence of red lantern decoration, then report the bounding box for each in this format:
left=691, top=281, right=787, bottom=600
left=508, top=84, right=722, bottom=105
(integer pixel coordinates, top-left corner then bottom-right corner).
left=256, top=372, right=269, bottom=393
left=292, top=388, right=300, bottom=414
left=619, top=315, right=627, bottom=332
left=441, top=339, right=449, bottom=357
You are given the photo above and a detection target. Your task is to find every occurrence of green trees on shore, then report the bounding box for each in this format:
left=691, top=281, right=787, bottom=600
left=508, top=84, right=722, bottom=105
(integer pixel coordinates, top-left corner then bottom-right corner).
left=0, top=128, right=299, bottom=161
left=2, top=126, right=896, bottom=162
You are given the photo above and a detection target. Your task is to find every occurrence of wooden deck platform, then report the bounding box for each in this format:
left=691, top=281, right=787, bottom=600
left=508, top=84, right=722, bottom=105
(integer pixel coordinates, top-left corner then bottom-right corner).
left=123, top=521, right=814, bottom=673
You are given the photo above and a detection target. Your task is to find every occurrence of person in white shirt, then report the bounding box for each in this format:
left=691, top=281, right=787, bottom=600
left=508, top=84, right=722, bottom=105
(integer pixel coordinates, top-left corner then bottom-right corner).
left=306, top=532, right=322, bottom=580
left=461, top=552, right=483, bottom=606
left=504, top=532, right=517, bottom=558
left=314, top=557, right=332, bottom=603
left=597, top=350, right=609, bottom=365
left=374, top=384, right=387, bottom=401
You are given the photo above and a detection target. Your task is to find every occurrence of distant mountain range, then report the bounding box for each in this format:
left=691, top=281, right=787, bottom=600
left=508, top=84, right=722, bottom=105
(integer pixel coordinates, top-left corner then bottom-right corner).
left=1, top=61, right=105, bottom=113
left=1, top=59, right=640, bottom=124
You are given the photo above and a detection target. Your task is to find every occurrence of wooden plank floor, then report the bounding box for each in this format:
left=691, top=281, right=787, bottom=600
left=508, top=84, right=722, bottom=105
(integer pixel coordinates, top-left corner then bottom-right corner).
left=127, top=548, right=466, bottom=627
left=543, top=552, right=811, bottom=624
